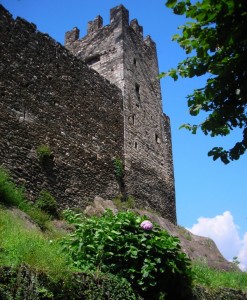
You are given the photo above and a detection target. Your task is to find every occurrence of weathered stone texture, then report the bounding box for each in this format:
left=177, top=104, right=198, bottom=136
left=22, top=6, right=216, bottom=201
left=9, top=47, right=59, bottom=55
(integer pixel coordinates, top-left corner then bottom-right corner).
left=0, top=5, right=124, bottom=209
left=65, top=5, right=176, bottom=223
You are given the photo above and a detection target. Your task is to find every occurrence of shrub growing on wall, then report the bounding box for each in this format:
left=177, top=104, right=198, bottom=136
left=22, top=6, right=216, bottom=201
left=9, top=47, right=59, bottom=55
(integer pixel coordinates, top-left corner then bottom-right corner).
left=62, top=210, right=193, bottom=299
left=36, top=145, right=52, bottom=163
left=113, top=158, right=127, bottom=200
left=35, top=190, right=58, bottom=218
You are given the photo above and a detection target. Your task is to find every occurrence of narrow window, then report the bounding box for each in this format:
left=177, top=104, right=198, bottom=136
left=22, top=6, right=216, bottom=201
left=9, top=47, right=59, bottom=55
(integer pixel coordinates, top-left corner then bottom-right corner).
left=132, top=115, right=135, bottom=125
left=135, top=83, right=140, bottom=98
left=135, top=83, right=141, bottom=107
left=128, top=115, right=135, bottom=125
left=133, top=58, right=137, bottom=65
left=155, top=134, right=161, bottom=144
left=134, top=141, right=138, bottom=149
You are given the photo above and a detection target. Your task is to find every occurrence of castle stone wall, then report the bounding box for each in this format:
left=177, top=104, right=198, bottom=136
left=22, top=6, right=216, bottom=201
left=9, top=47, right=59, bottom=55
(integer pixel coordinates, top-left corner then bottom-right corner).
left=0, top=4, right=176, bottom=223
left=0, top=5, right=124, bottom=209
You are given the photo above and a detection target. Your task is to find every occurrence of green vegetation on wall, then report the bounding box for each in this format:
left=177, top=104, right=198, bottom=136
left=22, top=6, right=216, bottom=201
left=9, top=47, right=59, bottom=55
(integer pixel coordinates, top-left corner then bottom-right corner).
left=36, top=145, right=52, bottom=163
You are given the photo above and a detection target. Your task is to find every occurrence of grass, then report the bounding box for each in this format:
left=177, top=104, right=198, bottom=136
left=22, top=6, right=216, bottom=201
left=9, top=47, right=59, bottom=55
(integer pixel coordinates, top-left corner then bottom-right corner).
left=192, top=261, right=247, bottom=292
left=1, top=167, right=247, bottom=295
left=0, top=167, right=55, bottom=230
left=0, top=168, right=26, bottom=207
left=0, top=207, right=75, bottom=280
left=0, top=167, right=76, bottom=280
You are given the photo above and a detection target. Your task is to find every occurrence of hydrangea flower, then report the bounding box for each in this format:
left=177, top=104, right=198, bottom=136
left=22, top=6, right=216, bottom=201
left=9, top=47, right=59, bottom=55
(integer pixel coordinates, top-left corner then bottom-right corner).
left=140, top=220, right=153, bottom=230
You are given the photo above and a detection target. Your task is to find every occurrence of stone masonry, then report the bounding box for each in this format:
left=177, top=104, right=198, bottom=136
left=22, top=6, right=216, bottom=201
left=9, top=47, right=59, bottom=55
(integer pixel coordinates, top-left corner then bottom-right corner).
left=0, top=4, right=176, bottom=223
left=65, top=5, right=176, bottom=223
left=0, top=5, right=124, bottom=209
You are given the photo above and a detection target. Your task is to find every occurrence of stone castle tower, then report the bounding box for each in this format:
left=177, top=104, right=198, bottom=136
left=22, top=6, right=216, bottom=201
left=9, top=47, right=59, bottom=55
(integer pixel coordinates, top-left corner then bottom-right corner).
left=65, top=5, right=176, bottom=223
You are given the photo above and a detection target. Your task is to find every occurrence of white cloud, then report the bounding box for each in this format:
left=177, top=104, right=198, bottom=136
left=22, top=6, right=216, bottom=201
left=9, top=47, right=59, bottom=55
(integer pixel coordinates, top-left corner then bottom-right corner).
left=187, top=211, right=247, bottom=271
left=238, top=233, right=247, bottom=271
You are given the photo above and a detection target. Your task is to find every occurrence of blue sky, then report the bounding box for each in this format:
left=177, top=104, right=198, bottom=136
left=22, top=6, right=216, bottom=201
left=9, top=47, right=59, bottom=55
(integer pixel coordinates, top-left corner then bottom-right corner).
left=1, top=0, right=246, bottom=269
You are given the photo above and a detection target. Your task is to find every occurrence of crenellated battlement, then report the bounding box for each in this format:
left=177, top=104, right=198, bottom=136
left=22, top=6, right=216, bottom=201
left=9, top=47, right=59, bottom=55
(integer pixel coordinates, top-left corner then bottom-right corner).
left=87, top=15, right=103, bottom=34
left=130, top=19, right=143, bottom=38
left=65, top=27, right=79, bottom=45
left=110, top=4, right=129, bottom=26
left=144, top=35, right=156, bottom=49
left=65, top=5, right=155, bottom=52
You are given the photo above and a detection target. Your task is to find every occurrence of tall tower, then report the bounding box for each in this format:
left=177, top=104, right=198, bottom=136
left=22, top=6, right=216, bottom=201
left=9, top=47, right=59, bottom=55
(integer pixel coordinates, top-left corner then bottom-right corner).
left=65, top=5, right=176, bottom=223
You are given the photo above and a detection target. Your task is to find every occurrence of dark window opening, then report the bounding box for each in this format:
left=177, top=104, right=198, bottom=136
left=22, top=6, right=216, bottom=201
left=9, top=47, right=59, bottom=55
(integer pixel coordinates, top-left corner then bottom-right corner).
left=155, top=134, right=161, bottom=144
left=133, top=58, right=137, bottom=65
left=134, top=142, right=138, bottom=149
left=128, top=115, right=135, bottom=124
left=85, top=54, right=101, bottom=66
left=135, top=83, right=140, bottom=94
left=135, top=83, right=141, bottom=106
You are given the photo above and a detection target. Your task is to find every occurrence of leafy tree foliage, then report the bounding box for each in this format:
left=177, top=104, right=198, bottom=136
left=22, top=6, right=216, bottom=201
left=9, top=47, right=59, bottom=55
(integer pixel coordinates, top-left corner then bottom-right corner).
left=162, top=0, right=247, bottom=163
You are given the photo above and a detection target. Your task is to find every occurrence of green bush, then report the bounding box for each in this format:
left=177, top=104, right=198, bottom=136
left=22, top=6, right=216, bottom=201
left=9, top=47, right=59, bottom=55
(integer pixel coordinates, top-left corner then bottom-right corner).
left=62, top=210, right=193, bottom=299
left=36, top=145, right=52, bottom=163
left=0, top=168, right=26, bottom=207
left=35, top=190, right=58, bottom=218
left=67, top=272, right=142, bottom=300
left=0, top=168, right=52, bottom=230
left=0, top=265, right=141, bottom=300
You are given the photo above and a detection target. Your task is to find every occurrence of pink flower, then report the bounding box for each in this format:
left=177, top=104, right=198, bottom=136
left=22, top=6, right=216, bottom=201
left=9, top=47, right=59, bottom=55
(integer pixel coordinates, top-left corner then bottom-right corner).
left=140, top=220, right=153, bottom=231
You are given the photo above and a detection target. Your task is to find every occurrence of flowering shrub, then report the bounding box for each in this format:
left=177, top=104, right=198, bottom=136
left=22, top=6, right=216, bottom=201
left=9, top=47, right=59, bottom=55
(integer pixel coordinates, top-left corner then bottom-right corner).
left=62, top=210, right=193, bottom=299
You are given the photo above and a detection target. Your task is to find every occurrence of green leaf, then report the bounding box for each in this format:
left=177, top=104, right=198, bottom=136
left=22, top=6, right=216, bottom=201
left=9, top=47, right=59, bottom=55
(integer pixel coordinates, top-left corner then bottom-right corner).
left=107, top=235, right=114, bottom=241
left=174, top=2, right=186, bottom=15
left=179, top=123, right=191, bottom=130
left=172, top=33, right=181, bottom=41
left=142, top=270, right=149, bottom=278
left=169, top=69, right=179, bottom=80
left=166, top=0, right=177, bottom=9
left=111, top=230, right=121, bottom=235
left=196, top=11, right=206, bottom=22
